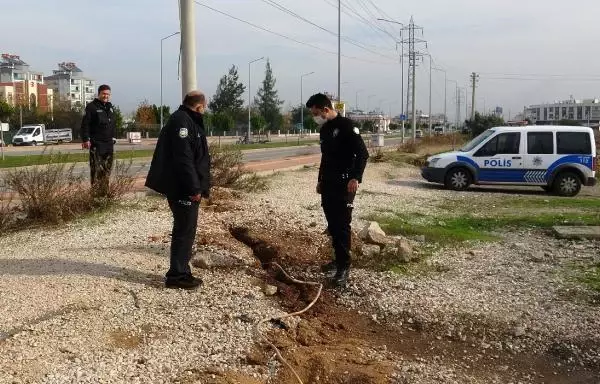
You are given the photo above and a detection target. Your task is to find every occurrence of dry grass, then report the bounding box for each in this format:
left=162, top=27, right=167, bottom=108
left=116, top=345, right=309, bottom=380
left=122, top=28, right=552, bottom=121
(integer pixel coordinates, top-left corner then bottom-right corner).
left=0, top=154, right=136, bottom=231
left=209, top=145, right=269, bottom=192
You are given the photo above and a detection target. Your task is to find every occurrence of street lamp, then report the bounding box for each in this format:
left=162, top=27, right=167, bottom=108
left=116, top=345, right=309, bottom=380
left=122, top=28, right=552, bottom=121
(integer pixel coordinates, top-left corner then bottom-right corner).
left=160, top=31, right=180, bottom=130
left=432, top=66, right=447, bottom=129
left=367, top=94, right=375, bottom=113
left=248, top=56, right=265, bottom=142
left=355, top=89, right=364, bottom=112
left=300, top=71, right=315, bottom=137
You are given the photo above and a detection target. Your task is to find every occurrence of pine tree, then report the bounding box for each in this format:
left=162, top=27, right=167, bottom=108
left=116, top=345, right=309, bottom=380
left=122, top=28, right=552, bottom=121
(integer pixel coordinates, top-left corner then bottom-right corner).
left=209, top=65, right=246, bottom=116
left=254, top=60, right=284, bottom=130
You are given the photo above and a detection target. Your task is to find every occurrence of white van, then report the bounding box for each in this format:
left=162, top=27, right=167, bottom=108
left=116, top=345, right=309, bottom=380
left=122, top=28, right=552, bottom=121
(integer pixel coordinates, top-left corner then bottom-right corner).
left=12, top=124, right=73, bottom=146
left=422, top=126, right=597, bottom=197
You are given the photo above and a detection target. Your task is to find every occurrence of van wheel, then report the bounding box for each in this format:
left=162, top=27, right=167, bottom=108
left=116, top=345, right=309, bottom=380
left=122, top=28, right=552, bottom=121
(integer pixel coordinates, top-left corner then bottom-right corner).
left=445, top=167, right=472, bottom=191
left=32, top=141, right=37, bottom=146
left=553, top=172, right=581, bottom=197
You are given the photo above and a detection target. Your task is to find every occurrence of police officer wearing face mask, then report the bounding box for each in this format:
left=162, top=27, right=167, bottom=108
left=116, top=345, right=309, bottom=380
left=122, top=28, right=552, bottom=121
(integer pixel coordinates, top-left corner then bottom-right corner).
left=306, top=93, right=369, bottom=287
left=81, top=84, right=116, bottom=196
left=145, top=91, right=210, bottom=290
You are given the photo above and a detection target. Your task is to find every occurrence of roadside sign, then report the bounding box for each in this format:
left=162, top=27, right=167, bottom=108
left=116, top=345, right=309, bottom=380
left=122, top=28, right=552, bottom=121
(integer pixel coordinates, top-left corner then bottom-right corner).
left=399, top=114, right=407, bottom=121
left=334, top=102, right=346, bottom=117
left=0, top=123, right=8, bottom=132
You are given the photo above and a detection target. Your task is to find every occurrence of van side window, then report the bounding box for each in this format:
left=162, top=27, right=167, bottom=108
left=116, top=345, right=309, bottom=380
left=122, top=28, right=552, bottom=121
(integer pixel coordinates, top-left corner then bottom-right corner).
left=556, top=132, right=591, bottom=155
left=33, top=128, right=40, bottom=136
left=474, top=132, right=520, bottom=156
left=527, top=132, right=553, bottom=154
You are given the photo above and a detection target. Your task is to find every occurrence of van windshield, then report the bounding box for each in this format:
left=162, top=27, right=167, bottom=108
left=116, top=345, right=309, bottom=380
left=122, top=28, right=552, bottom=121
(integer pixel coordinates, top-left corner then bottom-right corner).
left=18, top=127, right=36, bottom=134
left=460, top=129, right=495, bottom=152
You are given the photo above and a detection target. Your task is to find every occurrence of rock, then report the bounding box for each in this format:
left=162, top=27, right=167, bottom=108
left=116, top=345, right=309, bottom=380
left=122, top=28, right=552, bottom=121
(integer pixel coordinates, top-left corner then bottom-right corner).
left=309, top=221, right=317, bottom=227
left=360, top=244, right=381, bottom=258
left=262, top=284, right=278, bottom=296
left=528, top=251, right=545, bottom=262
left=513, top=326, right=526, bottom=337
left=359, top=222, right=389, bottom=246
left=414, top=235, right=426, bottom=242
left=191, top=251, right=242, bottom=269
left=382, top=239, right=414, bottom=263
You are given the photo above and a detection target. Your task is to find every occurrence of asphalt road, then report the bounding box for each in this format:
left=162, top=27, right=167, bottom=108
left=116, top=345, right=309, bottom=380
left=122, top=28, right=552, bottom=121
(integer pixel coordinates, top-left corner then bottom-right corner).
left=0, top=137, right=404, bottom=192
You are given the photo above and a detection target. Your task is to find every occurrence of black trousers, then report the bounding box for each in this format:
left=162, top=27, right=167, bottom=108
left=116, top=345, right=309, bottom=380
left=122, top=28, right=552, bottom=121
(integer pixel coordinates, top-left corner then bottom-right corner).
left=166, top=199, right=199, bottom=281
left=321, top=182, right=356, bottom=269
left=89, top=147, right=114, bottom=196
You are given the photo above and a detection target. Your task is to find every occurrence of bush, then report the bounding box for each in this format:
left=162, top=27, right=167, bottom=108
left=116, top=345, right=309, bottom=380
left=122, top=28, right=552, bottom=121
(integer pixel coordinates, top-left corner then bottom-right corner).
left=398, top=140, right=418, bottom=153
left=209, top=144, right=269, bottom=192
left=2, top=153, right=135, bottom=227
left=0, top=194, right=15, bottom=232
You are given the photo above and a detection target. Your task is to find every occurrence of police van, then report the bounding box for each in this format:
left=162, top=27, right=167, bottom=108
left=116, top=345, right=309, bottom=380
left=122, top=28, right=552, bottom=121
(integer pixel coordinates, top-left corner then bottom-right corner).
left=421, top=126, right=597, bottom=196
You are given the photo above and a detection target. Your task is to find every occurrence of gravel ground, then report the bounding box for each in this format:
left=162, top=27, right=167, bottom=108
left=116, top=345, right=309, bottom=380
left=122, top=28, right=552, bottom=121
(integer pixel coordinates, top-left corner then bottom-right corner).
left=1, top=162, right=599, bottom=383
left=249, top=164, right=600, bottom=374
left=0, top=200, right=285, bottom=384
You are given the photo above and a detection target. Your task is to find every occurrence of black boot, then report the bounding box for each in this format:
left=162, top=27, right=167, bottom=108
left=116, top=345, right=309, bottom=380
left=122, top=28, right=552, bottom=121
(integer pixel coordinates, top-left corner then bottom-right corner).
left=320, top=261, right=337, bottom=277
left=165, top=275, right=203, bottom=290
left=331, top=266, right=350, bottom=287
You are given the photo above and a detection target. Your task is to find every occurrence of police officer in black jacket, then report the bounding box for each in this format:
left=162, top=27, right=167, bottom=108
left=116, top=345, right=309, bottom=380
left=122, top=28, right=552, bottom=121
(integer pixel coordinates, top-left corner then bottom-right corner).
left=81, top=84, right=116, bottom=196
left=145, top=91, right=210, bottom=290
left=306, top=93, right=369, bottom=287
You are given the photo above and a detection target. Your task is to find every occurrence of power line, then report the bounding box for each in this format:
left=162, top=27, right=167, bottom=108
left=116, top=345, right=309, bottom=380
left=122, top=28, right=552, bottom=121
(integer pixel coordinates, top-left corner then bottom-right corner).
left=260, top=0, right=397, bottom=59
left=193, top=1, right=396, bottom=65
left=323, top=0, right=398, bottom=43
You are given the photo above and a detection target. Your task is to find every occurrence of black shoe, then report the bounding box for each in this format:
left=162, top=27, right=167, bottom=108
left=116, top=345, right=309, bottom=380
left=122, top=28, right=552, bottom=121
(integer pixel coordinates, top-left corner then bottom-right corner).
left=165, top=275, right=203, bottom=290
left=320, top=261, right=337, bottom=277
left=331, top=267, right=350, bottom=287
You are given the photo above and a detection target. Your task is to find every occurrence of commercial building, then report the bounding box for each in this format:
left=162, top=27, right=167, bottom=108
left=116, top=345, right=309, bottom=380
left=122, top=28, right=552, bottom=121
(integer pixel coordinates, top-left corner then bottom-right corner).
left=525, top=98, right=600, bottom=128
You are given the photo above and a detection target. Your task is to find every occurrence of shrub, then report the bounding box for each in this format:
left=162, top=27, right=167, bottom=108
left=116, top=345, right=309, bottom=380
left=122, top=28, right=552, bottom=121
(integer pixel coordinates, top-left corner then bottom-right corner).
left=209, top=145, right=268, bottom=192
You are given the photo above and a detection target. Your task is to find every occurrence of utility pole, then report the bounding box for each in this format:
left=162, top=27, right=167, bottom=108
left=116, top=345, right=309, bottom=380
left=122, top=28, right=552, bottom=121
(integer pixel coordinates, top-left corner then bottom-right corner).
left=248, top=57, right=265, bottom=142
left=179, top=0, right=196, bottom=98
left=400, top=17, right=426, bottom=141
left=457, top=88, right=462, bottom=130
left=470, top=72, right=479, bottom=120
left=337, top=0, right=341, bottom=104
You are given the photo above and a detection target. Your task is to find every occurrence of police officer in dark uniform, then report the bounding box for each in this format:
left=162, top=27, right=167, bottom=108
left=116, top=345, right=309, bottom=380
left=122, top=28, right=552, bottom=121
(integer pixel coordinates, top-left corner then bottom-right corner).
left=306, top=93, right=369, bottom=287
left=81, top=84, right=116, bottom=196
left=145, top=91, right=210, bottom=290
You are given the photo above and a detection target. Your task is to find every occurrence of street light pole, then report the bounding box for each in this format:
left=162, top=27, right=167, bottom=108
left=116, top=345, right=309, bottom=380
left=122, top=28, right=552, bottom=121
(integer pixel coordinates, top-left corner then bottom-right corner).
left=367, top=94, right=375, bottom=113
left=300, top=71, right=315, bottom=137
left=160, top=31, right=180, bottom=130
left=355, top=89, right=364, bottom=111
left=247, top=56, right=265, bottom=142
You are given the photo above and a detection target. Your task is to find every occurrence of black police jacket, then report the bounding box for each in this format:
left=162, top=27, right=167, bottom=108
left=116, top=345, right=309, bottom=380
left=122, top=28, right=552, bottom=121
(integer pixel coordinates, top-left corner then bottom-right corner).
left=81, top=98, right=116, bottom=147
left=318, top=114, right=369, bottom=185
left=145, top=105, right=211, bottom=199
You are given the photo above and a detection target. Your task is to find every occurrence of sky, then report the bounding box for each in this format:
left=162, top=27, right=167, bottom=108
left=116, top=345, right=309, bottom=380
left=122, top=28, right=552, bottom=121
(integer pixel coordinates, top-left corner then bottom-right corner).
left=3, top=0, right=600, bottom=121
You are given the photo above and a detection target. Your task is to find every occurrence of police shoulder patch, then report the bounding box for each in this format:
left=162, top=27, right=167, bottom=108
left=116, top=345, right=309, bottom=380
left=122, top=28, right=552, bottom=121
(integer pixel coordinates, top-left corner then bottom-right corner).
left=178, top=127, right=188, bottom=138
left=353, top=127, right=360, bottom=135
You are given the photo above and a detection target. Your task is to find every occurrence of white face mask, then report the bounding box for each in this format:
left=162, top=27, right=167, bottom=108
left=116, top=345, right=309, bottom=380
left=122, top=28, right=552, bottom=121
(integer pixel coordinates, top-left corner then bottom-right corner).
left=313, top=115, right=327, bottom=126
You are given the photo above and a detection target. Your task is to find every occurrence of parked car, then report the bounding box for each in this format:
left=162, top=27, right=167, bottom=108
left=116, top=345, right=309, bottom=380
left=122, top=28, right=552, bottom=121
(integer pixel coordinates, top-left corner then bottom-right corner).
left=415, top=129, right=423, bottom=138
left=421, top=125, right=597, bottom=197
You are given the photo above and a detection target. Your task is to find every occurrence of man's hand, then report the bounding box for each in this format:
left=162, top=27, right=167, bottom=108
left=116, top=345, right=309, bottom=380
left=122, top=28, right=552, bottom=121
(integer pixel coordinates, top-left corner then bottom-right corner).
left=347, top=179, right=359, bottom=193
left=82, top=141, right=91, bottom=150
left=190, top=194, right=202, bottom=202
left=316, top=182, right=322, bottom=194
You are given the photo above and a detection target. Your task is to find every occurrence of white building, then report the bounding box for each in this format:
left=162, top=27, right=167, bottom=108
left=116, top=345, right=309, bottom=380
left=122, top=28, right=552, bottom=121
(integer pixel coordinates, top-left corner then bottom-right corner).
left=525, top=98, right=600, bottom=128
left=45, top=62, right=96, bottom=109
